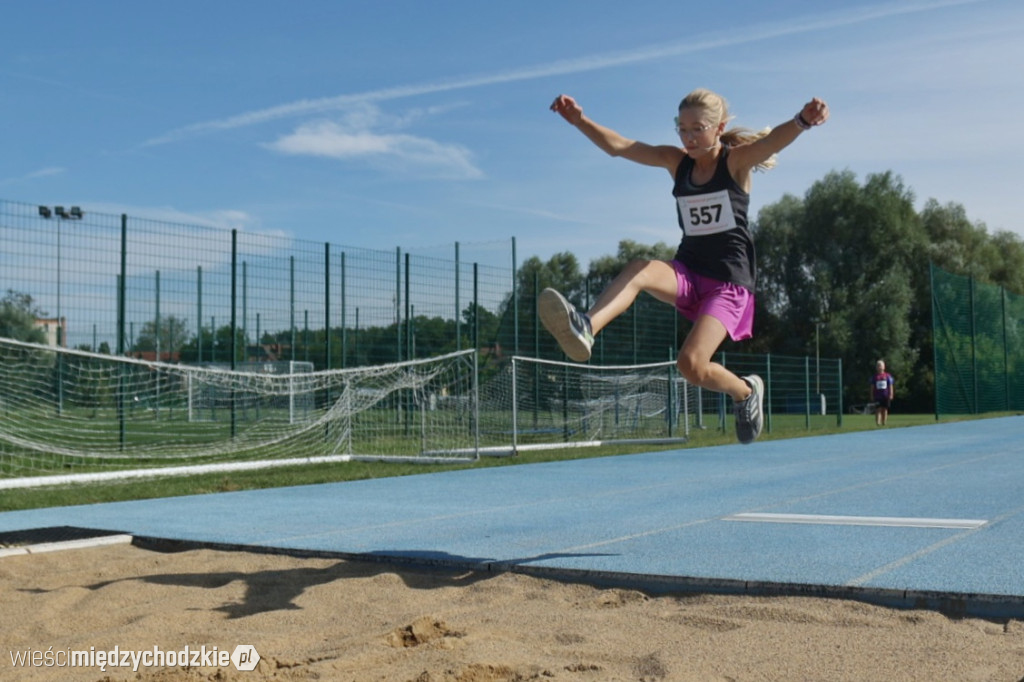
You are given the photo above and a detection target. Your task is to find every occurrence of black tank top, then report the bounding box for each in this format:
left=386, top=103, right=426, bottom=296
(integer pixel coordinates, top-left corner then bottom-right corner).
left=671, top=147, right=755, bottom=292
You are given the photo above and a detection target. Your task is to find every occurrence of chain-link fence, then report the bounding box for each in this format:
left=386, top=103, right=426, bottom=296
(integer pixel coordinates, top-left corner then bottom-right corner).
left=1, top=196, right=844, bottom=423
left=0, top=198, right=703, bottom=369
left=931, top=263, right=1024, bottom=415
left=2, top=199, right=523, bottom=367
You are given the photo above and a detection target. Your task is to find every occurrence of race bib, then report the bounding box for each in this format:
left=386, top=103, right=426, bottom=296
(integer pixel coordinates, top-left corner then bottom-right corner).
left=875, top=379, right=889, bottom=390
left=677, top=190, right=737, bottom=236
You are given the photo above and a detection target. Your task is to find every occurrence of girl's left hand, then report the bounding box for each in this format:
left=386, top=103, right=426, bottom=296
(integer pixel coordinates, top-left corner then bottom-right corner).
left=801, top=97, right=829, bottom=126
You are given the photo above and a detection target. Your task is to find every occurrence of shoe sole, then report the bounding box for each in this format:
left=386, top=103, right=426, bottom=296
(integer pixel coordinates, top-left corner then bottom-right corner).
left=538, top=288, right=591, bottom=362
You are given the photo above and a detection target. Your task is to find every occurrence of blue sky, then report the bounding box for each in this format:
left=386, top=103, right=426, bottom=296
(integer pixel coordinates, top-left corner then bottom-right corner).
left=3, top=0, right=1022, bottom=269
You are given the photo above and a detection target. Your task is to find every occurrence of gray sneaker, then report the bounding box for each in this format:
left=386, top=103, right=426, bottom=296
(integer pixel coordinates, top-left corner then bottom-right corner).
left=538, top=288, right=594, bottom=362
left=734, top=374, right=764, bottom=444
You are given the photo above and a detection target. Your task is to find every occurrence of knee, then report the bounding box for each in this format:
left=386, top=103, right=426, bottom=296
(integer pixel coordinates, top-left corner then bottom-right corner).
left=676, top=349, right=709, bottom=385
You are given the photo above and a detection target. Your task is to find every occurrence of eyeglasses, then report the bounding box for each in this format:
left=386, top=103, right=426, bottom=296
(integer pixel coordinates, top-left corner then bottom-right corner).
left=674, top=118, right=714, bottom=138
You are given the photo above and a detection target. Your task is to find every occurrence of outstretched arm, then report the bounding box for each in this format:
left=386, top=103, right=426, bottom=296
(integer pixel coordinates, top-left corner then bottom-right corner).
left=551, top=94, right=682, bottom=174
left=729, top=97, right=829, bottom=176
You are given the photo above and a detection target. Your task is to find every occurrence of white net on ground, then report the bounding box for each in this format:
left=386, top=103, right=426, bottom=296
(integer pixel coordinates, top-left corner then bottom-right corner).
left=187, top=360, right=316, bottom=424
left=0, top=337, right=479, bottom=481
left=478, top=356, right=691, bottom=454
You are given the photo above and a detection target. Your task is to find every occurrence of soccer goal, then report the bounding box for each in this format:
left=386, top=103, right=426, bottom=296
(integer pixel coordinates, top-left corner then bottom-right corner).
left=477, top=356, right=692, bottom=455
left=0, top=337, right=479, bottom=488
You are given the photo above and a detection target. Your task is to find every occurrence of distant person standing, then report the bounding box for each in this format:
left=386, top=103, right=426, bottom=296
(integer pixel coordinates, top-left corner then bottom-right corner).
left=871, top=360, right=895, bottom=426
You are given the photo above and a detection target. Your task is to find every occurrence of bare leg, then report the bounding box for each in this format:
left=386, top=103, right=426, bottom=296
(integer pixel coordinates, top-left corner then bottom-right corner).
left=676, top=314, right=751, bottom=402
left=586, top=260, right=750, bottom=402
left=586, top=260, right=678, bottom=334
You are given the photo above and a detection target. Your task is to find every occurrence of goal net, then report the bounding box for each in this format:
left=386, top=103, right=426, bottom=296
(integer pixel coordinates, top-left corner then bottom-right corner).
left=0, top=337, right=479, bottom=486
left=187, top=360, right=315, bottom=424
left=477, top=356, right=691, bottom=454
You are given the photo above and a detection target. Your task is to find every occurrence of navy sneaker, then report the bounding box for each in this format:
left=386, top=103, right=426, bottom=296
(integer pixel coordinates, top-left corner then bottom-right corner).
left=734, top=375, right=764, bottom=444
left=538, top=288, right=594, bottom=362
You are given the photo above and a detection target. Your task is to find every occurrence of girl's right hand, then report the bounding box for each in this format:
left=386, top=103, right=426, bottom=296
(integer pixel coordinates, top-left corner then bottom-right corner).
left=550, top=94, right=583, bottom=125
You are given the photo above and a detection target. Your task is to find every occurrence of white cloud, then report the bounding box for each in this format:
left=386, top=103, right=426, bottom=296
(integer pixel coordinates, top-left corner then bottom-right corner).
left=269, top=122, right=393, bottom=157
left=0, top=166, right=66, bottom=185
left=265, top=117, right=483, bottom=180
left=26, top=166, right=66, bottom=179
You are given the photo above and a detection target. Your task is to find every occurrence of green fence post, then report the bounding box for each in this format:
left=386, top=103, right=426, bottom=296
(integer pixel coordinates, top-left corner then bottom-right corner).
left=1003, top=285, right=1010, bottom=411
left=196, top=266, right=203, bottom=363
left=242, top=261, right=248, bottom=360
left=562, top=362, right=569, bottom=442
left=512, top=237, right=519, bottom=356
left=667, top=347, right=675, bottom=438
left=632, top=299, right=638, bottom=365
left=404, top=253, right=412, bottom=435
left=340, top=251, right=347, bottom=369
left=324, top=242, right=331, bottom=371
left=290, top=255, right=296, bottom=362
left=837, top=358, right=843, bottom=427
left=155, top=269, right=161, bottom=417
left=970, top=274, right=977, bottom=413
left=230, top=230, right=237, bottom=369
left=805, top=355, right=811, bottom=430
left=930, top=263, right=939, bottom=421
left=395, top=247, right=401, bottom=362
left=118, top=214, right=127, bottom=450
left=455, top=242, right=461, bottom=352
left=404, top=253, right=411, bottom=360
left=230, top=229, right=238, bottom=438
left=719, top=351, right=727, bottom=433
left=473, top=263, right=479, bottom=351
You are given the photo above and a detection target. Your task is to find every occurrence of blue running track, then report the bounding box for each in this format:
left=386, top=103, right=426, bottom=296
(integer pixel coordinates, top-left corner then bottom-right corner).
left=2, top=417, right=1023, bottom=618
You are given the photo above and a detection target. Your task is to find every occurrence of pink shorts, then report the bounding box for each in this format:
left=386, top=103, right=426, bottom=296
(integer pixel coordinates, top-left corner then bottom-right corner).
left=671, top=260, right=754, bottom=341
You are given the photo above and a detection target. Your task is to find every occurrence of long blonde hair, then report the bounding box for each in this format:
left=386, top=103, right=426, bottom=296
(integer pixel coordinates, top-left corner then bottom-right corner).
left=679, top=88, right=776, bottom=171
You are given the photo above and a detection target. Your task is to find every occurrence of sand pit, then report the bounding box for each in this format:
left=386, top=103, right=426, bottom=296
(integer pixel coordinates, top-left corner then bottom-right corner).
left=2, top=543, right=1023, bottom=681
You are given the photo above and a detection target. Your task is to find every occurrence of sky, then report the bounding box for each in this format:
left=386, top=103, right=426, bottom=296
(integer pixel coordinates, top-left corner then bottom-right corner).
left=3, top=0, right=1023, bottom=270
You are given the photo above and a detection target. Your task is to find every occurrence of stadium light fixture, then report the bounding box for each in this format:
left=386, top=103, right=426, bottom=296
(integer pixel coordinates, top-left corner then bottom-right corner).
left=37, top=204, right=84, bottom=352
left=39, top=205, right=84, bottom=220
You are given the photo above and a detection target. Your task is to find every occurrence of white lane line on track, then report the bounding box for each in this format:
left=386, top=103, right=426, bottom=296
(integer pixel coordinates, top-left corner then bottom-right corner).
left=723, top=513, right=987, bottom=529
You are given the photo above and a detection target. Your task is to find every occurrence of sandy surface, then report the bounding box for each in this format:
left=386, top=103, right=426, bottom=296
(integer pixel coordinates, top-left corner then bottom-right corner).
left=1, top=543, right=1023, bottom=682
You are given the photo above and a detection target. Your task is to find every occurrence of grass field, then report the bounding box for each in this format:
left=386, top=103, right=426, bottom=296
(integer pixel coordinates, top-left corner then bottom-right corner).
left=3, top=412, right=1011, bottom=513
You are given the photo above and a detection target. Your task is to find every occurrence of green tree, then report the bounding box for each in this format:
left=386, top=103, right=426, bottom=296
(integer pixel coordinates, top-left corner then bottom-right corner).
left=756, top=170, right=926, bottom=406
left=132, top=315, right=190, bottom=359
left=0, top=290, right=47, bottom=344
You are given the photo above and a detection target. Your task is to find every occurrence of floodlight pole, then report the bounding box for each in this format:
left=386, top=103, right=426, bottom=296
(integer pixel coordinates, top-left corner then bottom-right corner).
left=38, top=205, right=84, bottom=418
left=38, top=205, right=84, bottom=349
